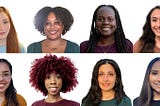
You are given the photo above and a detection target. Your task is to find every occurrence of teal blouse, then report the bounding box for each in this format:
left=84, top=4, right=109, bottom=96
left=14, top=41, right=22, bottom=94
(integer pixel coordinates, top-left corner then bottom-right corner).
left=27, top=40, right=80, bottom=53
left=81, top=96, right=132, bottom=106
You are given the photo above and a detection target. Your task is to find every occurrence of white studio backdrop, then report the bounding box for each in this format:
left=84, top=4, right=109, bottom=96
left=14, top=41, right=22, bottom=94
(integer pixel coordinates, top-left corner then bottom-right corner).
left=1, top=0, right=160, bottom=105
left=1, top=0, right=160, bottom=50
left=0, top=53, right=160, bottom=105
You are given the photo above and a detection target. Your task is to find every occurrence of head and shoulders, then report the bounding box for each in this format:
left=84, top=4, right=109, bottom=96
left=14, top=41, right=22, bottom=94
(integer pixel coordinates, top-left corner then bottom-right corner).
left=80, top=4, right=133, bottom=53
left=81, top=58, right=131, bottom=106
left=27, top=6, right=79, bottom=53
left=29, top=55, right=80, bottom=106
left=0, top=6, right=25, bottom=53
left=133, top=57, right=160, bottom=106
left=133, top=6, right=160, bottom=53
left=0, top=58, right=27, bottom=106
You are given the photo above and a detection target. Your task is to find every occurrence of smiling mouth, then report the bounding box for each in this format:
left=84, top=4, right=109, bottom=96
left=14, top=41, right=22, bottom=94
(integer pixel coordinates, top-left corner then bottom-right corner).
left=0, top=32, right=6, bottom=35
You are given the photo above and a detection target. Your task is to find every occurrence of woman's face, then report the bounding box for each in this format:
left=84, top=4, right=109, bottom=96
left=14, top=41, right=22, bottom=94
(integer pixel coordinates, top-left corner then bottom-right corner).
left=95, top=6, right=116, bottom=37
left=44, top=72, right=62, bottom=96
left=98, top=64, right=116, bottom=94
left=44, top=12, right=64, bottom=40
left=0, top=62, right=11, bottom=94
left=0, top=11, right=10, bottom=41
left=149, top=61, right=160, bottom=97
left=151, top=9, right=160, bottom=37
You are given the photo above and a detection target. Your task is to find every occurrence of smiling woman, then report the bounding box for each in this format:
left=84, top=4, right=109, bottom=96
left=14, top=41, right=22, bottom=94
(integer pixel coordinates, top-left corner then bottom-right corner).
left=133, top=6, right=160, bottom=53
left=27, top=6, right=80, bottom=53
left=0, top=6, right=25, bottom=53
left=29, top=54, right=80, bottom=106
left=133, top=57, right=160, bottom=106
left=80, top=4, right=133, bottom=53
left=81, top=58, right=132, bottom=106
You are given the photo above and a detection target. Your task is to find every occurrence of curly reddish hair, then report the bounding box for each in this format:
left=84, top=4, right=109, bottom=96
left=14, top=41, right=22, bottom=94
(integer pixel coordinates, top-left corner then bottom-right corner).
left=29, top=55, right=78, bottom=96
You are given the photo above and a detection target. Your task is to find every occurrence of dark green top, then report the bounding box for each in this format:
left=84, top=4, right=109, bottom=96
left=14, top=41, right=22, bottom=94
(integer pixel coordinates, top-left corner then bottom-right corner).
left=27, top=40, right=80, bottom=53
left=81, top=96, right=132, bottom=106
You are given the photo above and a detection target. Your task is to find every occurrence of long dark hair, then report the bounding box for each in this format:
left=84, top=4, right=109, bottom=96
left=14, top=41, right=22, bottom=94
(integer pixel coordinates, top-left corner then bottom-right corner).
left=0, top=59, right=19, bottom=106
left=139, top=6, right=160, bottom=52
left=86, top=5, right=130, bottom=53
left=137, top=57, right=160, bottom=106
left=82, top=59, right=126, bottom=106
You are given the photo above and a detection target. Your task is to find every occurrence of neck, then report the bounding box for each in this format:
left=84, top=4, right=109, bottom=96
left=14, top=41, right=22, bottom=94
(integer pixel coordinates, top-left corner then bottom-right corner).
left=101, top=90, right=115, bottom=100
left=45, top=94, right=63, bottom=103
left=0, top=39, right=6, bottom=46
left=153, top=92, right=160, bottom=100
left=98, top=35, right=115, bottom=46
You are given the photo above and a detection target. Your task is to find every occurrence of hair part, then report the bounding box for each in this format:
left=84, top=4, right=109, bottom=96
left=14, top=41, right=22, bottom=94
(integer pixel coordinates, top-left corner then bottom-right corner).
left=82, top=59, right=126, bottom=106
left=87, top=4, right=130, bottom=53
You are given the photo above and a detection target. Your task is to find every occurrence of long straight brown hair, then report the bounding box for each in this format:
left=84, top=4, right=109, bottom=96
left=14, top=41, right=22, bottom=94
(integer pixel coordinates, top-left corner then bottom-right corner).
left=0, top=7, right=20, bottom=53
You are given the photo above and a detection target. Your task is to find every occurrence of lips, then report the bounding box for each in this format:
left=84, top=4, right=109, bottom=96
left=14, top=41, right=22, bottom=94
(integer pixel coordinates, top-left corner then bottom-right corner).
left=50, top=87, right=57, bottom=92
left=49, top=31, right=57, bottom=35
left=0, top=31, right=6, bottom=35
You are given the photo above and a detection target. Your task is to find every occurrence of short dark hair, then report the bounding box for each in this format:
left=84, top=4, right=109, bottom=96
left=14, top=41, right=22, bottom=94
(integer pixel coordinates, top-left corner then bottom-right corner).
left=34, top=6, right=74, bottom=35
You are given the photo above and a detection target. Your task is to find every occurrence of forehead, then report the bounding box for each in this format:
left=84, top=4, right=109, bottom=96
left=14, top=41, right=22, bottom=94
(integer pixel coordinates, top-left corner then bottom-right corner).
left=151, top=9, right=160, bottom=17
left=0, top=12, right=8, bottom=19
left=99, top=64, right=115, bottom=72
left=0, top=62, right=10, bottom=72
left=151, top=61, right=160, bottom=70
left=97, top=6, right=115, bottom=17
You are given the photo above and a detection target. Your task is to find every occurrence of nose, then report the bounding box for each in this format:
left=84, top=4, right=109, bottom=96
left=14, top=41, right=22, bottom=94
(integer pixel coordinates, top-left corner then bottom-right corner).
left=0, top=75, right=4, bottom=81
left=103, top=74, right=108, bottom=82
left=50, top=76, right=57, bottom=85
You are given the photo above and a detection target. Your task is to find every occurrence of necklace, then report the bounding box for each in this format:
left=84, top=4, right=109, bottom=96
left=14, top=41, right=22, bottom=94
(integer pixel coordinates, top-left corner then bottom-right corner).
left=51, top=48, right=58, bottom=51
left=99, top=45, right=113, bottom=53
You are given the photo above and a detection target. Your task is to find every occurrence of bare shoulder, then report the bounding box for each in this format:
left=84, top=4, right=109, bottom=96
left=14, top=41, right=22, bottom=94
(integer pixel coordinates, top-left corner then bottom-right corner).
left=133, top=40, right=142, bottom=53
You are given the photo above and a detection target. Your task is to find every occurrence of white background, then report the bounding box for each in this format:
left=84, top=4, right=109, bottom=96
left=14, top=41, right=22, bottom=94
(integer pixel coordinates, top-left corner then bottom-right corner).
left=0, top=53, right=160, bottom=105
left=1, top=0, right=160, bottom=50
left=1, top=0, right=160, bottom=106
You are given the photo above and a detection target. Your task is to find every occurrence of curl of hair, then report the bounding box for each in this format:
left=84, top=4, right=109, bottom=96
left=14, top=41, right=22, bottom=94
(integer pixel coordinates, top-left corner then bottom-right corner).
left=87, top=5, right=129, bottom=53
left=29, top=55, right=78, bottom=96
left=34, top=6, right=73, bottom=35
left=82, top=59, right=126, bottom=106
left=0, top=59, right=19, bottom=106
left=139, top=6, right=160, bottom=52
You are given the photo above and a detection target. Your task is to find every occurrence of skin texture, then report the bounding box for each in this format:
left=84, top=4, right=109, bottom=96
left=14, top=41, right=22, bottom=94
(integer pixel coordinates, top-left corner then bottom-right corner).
left=149, top=61, right=160, bottom=100
left=151, top=9, right=160, bottom=37
left=44, top=12, right=64, bottom=41
left=98, top=64, right=116, bottom=100
left=96, top=6, right=116, bottom=37
left=0, top=12, right=10, bottom=45
left=44, top=72, right=63, bottom=102
left=0, top=62, right=11, bottom=105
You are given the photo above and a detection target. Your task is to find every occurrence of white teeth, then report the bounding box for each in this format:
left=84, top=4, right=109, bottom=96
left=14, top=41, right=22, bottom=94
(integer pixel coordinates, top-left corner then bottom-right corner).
left=0, top=84, right=4, bottom=87
left=102, top=28, right=110, bottom=31
left=50, top=87, right=57, bottom=92
left=50, top=31, right=57, bottom=35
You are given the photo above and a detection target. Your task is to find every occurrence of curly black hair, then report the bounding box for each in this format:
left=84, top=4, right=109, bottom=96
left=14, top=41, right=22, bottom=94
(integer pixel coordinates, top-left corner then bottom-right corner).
left=34, top=6, right=73, bottom=35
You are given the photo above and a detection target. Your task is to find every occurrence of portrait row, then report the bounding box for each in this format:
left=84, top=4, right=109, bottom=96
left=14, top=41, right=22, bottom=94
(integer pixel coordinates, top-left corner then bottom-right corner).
left=0, top=3, right=160, bottom=53
left=0, top=53, right=160, bottom=106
